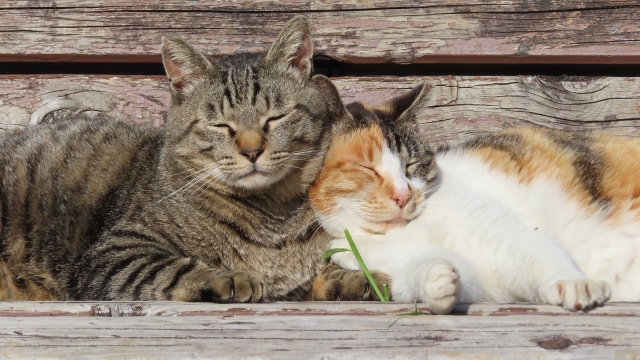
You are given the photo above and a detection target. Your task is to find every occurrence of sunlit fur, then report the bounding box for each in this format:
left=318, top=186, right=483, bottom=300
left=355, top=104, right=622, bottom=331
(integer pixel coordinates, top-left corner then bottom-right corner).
left=0, top=16, right=341, bottom=302
left=312, top=84, right=640, bottom=313
left=310, top=125, right=429, bottom=235
left=309, top=84, right=438, bottom=237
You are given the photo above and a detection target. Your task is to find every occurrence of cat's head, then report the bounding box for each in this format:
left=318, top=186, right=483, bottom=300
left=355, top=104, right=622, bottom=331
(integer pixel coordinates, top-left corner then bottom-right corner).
left=309, top=84, right=438, bottom=237
left=159, top=16, right=343, bottom=198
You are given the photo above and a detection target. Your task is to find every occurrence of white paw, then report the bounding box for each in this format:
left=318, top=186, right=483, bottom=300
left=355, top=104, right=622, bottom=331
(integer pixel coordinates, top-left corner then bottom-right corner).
left=330, top=250, right=360, bottom=271
left=421, top=260, right=460, bottom=314
left=539, top=279, right=611, bottom=311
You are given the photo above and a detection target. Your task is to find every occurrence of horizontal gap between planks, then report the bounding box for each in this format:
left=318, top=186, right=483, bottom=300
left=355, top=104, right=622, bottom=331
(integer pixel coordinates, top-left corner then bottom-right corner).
left=3, top=57, right=640, bottom=77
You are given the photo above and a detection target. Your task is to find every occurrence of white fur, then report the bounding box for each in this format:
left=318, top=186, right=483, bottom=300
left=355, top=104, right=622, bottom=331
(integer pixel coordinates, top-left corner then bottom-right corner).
left=378, top=145, right=410, bottom=198
left=318, top=144, right=422, bottom=237
left=328, top=150, right=637, bottom=312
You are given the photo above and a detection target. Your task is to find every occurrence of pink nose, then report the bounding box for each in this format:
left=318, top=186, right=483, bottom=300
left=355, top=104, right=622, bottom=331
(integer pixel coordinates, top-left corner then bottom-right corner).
left=393, top=188, right=411, bottom=208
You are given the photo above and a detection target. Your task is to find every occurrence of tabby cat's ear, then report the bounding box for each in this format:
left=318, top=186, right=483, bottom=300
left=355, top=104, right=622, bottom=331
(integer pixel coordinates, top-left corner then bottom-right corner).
left=311, top=75, right=347, bottom=123
left=264, top=15, right=313, bottom=79
left=377, top=83, right=431, bottom=124
left=161, top=36, right=218, bottom=96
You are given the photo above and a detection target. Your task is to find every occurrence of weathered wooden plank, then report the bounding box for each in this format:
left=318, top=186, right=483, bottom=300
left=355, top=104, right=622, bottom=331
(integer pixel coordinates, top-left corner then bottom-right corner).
left=7, top=0, right=634, bottom=10
left=0, top=302, right=639, bottom=359
left=2, top=75, right=640, bottom=146
left=0, top=301, right=639, bottom=317
left=0, top=75, right=169, bottom=132
left=2, top=1, right=640, bottom=64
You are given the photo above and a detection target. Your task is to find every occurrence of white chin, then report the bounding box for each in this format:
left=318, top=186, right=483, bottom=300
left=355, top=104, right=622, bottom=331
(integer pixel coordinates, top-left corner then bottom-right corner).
left=231, top=167, right=291, bottom=190
left=232, top=171, right=272, bottom=189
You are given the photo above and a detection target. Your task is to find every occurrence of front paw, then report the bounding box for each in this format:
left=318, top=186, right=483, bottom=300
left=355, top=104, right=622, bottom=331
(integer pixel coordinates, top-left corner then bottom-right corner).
left=174, top=270, right=266, bottom=303
left=421, top=260, right=460, bottom=314
left=312, top=262, right=391, bottom=301
left=539, top=279, right=611, bottom=311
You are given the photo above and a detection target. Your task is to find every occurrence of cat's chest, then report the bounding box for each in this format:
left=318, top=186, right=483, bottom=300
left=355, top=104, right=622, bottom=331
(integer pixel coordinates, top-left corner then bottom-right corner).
left=224, top=220, right=330, bottom=298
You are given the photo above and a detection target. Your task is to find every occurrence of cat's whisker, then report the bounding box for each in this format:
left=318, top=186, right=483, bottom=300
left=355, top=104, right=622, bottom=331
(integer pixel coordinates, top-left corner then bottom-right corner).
left=294, top=206, right=348, bottom=238
left=156, top=166, right=221, bottom=204
left=424, top=200, right=465, bottom=204
left=420, top=185, right=442, bottom=196
left=163, top=166, right=212, bottom=188
left=279, top=164, right=303, bottom=170
left=174, top=172, right=218, bottom=200
left=184, top=169, right=222, bottom=200
left=295, top=205, right=362, bottom=239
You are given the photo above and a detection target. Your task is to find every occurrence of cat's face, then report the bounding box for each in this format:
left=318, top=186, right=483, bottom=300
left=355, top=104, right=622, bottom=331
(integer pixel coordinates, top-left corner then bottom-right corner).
left=160, top=16, right=339, bottom=195
left=309, top=85, right=438, bottom=237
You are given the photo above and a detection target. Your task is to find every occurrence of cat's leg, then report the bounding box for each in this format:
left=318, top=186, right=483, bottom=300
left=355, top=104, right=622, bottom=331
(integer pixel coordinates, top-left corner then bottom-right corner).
left=311, top=261, right=391, bottom=301
left=66, top=234, right=265, bottom=302
left=397, top=251, right=484, bottom=314
left=492, top=227, right=610, bottom=311
left=327, top=237, right=482, bottom=314
left=446, top=195, right=612, bottom=311
left=403, top=257, right=460, bottom=314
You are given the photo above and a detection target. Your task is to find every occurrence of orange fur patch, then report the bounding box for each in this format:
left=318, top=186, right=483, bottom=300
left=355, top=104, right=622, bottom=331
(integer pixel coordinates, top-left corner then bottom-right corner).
left=309, top=124, right=385, bottom=214
left=311, top=273, right=329, bottom=301
left=594, top=134, right=640, bottom=220
left=309, top=124, right=410, bottom=233
left=469, top=127, right=640, bottom=222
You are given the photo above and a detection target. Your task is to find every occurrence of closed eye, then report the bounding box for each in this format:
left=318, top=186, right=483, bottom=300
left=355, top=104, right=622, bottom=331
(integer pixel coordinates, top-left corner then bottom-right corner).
left=406, top=161, right=419, bottom=176
left=263, top=113, right=287, bottom=132
left=356, top=164, right=380, bottom=178
left=213, top=124, right=236, bottom=137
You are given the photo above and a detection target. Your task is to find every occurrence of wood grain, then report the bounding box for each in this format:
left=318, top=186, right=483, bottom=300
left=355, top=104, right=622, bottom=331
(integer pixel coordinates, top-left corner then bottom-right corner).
left=0, top=302, right=638, bottom=359
left=0, top=301, right=639, bottom=317
left=2, top=75, right=640, bottom=146
left=2, top=1, right=640, bottom=64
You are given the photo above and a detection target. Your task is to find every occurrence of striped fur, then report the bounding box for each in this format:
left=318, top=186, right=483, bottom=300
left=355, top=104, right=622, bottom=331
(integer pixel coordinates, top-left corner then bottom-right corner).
left=0, top=16, right=341, bottom=302
left=312, top=83, right=640, bottom=313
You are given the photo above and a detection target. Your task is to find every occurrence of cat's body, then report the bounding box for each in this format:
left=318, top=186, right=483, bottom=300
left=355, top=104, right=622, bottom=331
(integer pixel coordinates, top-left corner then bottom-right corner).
left=0, top=16, right=369, bottom=302
left=310, top=85, right=636, bottom=313
left=0, top=118, right=162, bottom=300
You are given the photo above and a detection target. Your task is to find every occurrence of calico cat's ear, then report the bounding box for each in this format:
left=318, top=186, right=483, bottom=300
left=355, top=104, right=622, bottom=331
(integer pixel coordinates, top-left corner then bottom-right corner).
left=161, top=36, right=218, bottom=96
left=376, top=83, right=431, bottom=124
left=264, top=15, right=313, bottom=79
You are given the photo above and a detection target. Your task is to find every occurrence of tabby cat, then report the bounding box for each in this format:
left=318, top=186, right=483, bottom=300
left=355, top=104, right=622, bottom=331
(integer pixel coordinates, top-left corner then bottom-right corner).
left=309, top=83, right=640, bottom=313
left=0, top=16, right=375, bottom=302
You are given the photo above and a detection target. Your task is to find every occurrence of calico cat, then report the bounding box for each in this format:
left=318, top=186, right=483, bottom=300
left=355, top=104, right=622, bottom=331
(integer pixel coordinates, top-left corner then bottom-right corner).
left=0, top=16, right=374, bottom=302
left=308, top=83, right=640, bottom=313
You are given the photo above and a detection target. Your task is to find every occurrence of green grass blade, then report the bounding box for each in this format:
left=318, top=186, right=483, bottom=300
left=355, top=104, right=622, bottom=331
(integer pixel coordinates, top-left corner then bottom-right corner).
left=383, top=283, right=390, bottom=302
left=323, top=248, right=351, bottom=262
left=344, top=229, right=388, bottom=302
left=386, top=302, right=430, bottom=332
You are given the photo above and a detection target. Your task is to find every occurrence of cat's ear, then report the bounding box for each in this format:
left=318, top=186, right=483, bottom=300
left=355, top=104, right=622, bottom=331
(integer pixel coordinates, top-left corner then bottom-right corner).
left=376, top=83, right=431, bottom=124
left=161, top=36, right=218, bottom=96
left=264, top=15, right=313, bottom=79
left=311, top=75, right=348, bottom=123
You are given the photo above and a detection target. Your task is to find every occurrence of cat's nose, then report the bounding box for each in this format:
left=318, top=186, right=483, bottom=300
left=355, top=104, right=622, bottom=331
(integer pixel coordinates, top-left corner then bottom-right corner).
left=241, top=148, right=264, bottom=163
left=393, top=187, right=411, bottom=208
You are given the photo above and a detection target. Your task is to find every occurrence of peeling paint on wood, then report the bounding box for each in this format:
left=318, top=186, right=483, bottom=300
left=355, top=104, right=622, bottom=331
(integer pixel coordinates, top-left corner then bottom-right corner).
left=1, top=1, right=640, bottom=64
left=3, top=75, right=640, bottom=147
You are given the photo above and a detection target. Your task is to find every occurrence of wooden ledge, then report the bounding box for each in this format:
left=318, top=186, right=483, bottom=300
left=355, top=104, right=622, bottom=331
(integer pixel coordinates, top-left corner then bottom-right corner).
left=0, top=301, right=639, bottom=358
left=0, top=301, right=639, bottom=317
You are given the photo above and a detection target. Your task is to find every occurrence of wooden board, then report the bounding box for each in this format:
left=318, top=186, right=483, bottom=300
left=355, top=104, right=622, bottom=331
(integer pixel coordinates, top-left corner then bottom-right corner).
left=2, top=75, right=640, bottom=146
left=2, top=1, right=640, bottom=64
left=0, top=302, right=639, bottom=359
